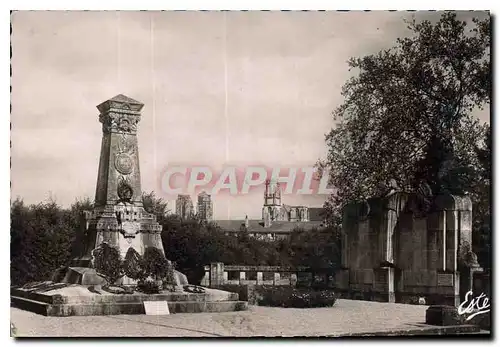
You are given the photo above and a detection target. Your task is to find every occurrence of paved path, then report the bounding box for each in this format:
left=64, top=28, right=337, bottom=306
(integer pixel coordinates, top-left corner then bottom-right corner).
left=11, top=299, right=429, bottom=337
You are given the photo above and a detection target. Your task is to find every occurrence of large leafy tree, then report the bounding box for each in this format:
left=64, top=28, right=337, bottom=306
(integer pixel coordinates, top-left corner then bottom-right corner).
left=10, top=197, right=91, bottom=286
left=321, top=12, right=490, bottom=226
left=281, top=226, right=341, bottom=270
left=471, top=125, right=491, bottom=269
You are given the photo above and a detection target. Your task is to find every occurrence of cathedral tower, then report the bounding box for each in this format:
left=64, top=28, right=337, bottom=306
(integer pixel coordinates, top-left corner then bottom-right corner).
left=197, top=191, right=213, bottom=221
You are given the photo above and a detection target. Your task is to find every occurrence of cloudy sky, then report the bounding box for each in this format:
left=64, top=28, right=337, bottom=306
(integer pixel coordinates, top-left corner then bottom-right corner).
left=11, top=11, right=489, bottom=219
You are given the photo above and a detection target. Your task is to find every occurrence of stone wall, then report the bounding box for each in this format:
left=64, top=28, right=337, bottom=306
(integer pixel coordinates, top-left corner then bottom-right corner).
left=336, top=192, right=481, bottom=306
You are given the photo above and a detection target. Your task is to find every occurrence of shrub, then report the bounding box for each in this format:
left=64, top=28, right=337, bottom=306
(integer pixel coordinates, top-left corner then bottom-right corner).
left=256, top=286, right=337, bottom=308
left=10, top=198, right=85, bottom=286
left=92, top=243, right=123, bottom=286
left=137, top=280, right=160, bottom=294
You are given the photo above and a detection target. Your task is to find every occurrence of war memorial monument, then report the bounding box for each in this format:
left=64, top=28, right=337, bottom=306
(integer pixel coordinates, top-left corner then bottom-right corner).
left=10, top=95, right=248, bottom=316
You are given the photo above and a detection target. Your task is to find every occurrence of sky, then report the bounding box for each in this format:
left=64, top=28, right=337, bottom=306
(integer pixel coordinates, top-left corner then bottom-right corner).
left=11, top=11, right=490, bottom=220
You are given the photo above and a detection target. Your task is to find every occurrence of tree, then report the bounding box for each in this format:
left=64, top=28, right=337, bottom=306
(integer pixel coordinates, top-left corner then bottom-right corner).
left=11, top=198, right=37, bottom=285
left=11, top=198, right=80, bottom=286
left=321, top=12, right=490, bottom=226
left=471, top=125, right=491, bottom=269
left=282, top=227, right=341, bottom=270
left=142, top=191, right=169, bottom=224
left=160, top=214, right=290, bottom=283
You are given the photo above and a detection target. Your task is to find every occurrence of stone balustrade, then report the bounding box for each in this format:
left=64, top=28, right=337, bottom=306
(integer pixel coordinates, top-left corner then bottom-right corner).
left=200, top=263, right=334, bottom=288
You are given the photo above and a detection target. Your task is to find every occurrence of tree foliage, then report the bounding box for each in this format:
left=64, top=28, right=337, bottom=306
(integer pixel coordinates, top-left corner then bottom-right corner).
left=10, top=197, right=90, bottom=286
left=470, top=125, right=491, bottom=269
left=161, top=214, right=284, bottom=283
left=321, top=12, right=490, bottom=268
left=321, top=12, right=490, bottom=223
left=282, top=226, right=341, bottom=269
left=142, top=191, right=169, bottom=224
left=11, top=194, right=342, bottom=287
left=161, top=214, right=341, bottom=284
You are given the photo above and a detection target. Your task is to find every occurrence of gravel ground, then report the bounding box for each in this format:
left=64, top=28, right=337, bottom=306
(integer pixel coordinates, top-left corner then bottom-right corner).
left=11, top=299, right=429, bottom=337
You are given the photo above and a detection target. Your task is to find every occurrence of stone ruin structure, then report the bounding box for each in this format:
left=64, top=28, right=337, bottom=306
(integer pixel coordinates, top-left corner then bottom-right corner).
left=336, top=184, right=483, bottom=306
left=54, top=94, right=184, bottom=286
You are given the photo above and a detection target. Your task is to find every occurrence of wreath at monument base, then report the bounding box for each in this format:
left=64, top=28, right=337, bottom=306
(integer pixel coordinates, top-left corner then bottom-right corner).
left=101, top=285, right=135, bottom=295
left=183, top=285, right=206, bottom=293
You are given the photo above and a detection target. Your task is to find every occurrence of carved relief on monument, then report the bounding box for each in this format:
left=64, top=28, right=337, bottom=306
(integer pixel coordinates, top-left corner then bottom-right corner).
left=117, top=176, right=134, bottom=202
left=115, top=154, right=133, bottom=175
left=114, top=135, right=135, bottom=175
left=99, top=112, right=139, bottom=134
left=120, top=221, right=140, bottom=242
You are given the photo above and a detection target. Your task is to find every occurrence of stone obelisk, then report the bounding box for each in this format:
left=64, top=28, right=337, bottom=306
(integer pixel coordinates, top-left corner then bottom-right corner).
left=63, top=95, right=164, bottom=283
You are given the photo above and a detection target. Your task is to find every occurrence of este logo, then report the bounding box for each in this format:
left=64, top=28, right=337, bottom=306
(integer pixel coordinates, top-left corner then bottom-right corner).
left=458, top=290, right=490, bottom=321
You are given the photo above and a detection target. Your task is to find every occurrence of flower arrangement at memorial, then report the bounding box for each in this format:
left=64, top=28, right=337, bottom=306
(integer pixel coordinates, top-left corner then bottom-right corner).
left=123, top=247, right=147, bottom=282
left=91, top=242, right=124, bottom=288
left=89, top=245, right=178, bottom=294
left=132, top=246, right=173, bottom=294
left=143, top=247, right=170, bottom=283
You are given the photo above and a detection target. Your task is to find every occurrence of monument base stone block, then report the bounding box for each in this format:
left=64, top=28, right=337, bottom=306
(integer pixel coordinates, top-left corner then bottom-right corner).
left=425, top=305, right=461, bottom=326
left=11, top=282, right=248, bottom=317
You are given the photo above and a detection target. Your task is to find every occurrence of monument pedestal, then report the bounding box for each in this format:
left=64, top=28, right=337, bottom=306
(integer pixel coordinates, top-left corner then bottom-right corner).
left=11, top=282, right=248, bottom=317
left=426, top=305, right=461, bottom=326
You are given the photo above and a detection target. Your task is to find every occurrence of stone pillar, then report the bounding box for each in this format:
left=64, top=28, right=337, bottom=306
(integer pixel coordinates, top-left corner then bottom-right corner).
left=210, top=262, right=225, bottom=287
left=381, top=193, right=407, bottom=265
left=257, top=272, right=263, bottom=285
left=223, top=271, right=228, bottom=283
left=239, top=271, right=246, bottom=284
left=445, top=210, right=459, bottom=272
left=341, top=232, right=349, bottom=268
left=200, top=269, right=210, bottom=287
left=381, top=206, right=397, bottom=263
left=437, top=210, right=447, bottom=271
left=290, top=273, right=297, bottom=286
left=434, top=194, right=473, bottom=306
left=273, top=272, right=280, bottom=285
left=387, top=267, right=395, bottom=303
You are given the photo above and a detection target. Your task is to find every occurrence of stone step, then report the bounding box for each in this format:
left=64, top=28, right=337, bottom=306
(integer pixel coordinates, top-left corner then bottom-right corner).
left=336, top=324, right=481, bottom=336
left=11, top=288, right=239, bottom=305
left=11, top=295, right=248, bottom=317
left=11, top=296, right=49, bottom=316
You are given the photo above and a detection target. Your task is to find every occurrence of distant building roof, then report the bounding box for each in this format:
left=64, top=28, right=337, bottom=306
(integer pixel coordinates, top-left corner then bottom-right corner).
left=215, top=219, right=324, bottom=234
